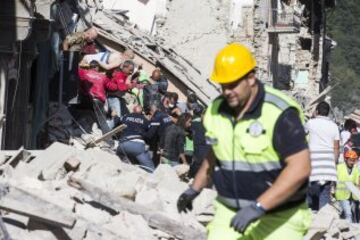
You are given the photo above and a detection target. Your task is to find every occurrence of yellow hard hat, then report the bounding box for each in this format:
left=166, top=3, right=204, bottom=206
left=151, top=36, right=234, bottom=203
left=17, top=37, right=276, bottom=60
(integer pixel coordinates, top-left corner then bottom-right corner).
left=210, top=43, right=257, bottom=84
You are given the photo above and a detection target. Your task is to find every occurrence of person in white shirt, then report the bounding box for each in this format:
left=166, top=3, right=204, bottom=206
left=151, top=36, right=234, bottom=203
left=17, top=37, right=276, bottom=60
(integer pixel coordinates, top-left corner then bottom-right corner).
left=305, top=101, right=340, bottom=211
left=340, top=119, right=357, bottom=146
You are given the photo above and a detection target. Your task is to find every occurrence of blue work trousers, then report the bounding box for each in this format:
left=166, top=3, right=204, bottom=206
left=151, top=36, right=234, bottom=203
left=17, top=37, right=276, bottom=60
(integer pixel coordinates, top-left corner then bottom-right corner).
left=117, top=140, right=154, bottom=172
left=307, top=181, right=333, bottom=211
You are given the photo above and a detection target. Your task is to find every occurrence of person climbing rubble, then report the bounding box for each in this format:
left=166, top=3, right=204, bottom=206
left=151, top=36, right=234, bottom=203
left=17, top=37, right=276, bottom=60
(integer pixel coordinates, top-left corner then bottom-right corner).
left=160, top=113, right=192, bottom=166
left=335, top=149, right=360, bottom=223
left=146, top=102, right=173, bottom=166
left=105, top=60, right=135, bottom=129
left=114, top=105, right=154, bottom=172
left=78, top=60, right=111, bottom=135
left=189, top=104, right=210, bottom=178
left=142, top=69, right=168, bottom=114
left=177, top=43, right=311, bottom=240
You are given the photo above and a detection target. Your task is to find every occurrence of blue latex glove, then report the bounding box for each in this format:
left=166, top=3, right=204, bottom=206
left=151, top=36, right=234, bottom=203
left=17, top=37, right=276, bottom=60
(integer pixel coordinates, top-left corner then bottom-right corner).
left=230, top=202, right=266, bottom=233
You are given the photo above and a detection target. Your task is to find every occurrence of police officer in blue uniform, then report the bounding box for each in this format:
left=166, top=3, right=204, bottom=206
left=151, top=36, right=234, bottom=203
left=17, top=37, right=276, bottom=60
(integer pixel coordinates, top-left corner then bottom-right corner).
left=146, top=102, right=173, bottom=166
left=115, top=105, right=154, bottom=172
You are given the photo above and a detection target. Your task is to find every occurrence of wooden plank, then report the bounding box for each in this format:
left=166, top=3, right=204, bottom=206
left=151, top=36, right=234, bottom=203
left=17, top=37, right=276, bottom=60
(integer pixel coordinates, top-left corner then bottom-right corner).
left=69, top=176, right=206, bottom=240
left=305, top=85, right=336, bottom=112
left=348, top=114, right=360, bottom=125
left=353, top=109, right=360, bottom=117
left=85, top=124, right=127, bottom=149
left=0, top=183, right=76, bottom=229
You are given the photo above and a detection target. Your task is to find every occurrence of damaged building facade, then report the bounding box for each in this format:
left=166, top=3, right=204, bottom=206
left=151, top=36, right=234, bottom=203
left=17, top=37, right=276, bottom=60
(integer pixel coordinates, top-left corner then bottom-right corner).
left=0, top=1, right=52, bottom=150
left=0, top=0, right=220, bottom=150
left=105, top=0, right=336, bottom=109
left=0, top=0, right=336, bottom=149
left=154, top=0, right=337, bottom=110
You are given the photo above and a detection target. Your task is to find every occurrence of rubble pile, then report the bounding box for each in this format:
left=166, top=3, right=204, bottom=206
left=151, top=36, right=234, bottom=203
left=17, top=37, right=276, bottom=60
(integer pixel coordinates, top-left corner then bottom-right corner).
left=46, top=103, right=111, bottom=149
left=305, top=205, right=360, bottom=240
left=0, top=142, right=216, bottom=240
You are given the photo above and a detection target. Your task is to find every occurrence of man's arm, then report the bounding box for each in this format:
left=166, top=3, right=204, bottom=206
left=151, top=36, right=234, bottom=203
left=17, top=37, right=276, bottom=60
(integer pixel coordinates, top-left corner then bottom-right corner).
left=257, top=149, right=310, bottom=210
left=97, top=60, right=121, bottom=70
left=260, top=108, right=310, bottom=210
left=191, top=149, right=216, bottom=192
left=334, top=140, right=340, bottom=164
left=62, top=39, right=70, bottom=51
left=96, top=52, right=123, bottom=70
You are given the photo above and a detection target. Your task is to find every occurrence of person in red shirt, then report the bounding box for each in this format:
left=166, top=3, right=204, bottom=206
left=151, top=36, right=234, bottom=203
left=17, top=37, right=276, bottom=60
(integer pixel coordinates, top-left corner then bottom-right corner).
left=78, top=61, right=108, bottom=102
left=78, top=61, right=111, bottom=135
left=105, top=60, right=135, bottom=129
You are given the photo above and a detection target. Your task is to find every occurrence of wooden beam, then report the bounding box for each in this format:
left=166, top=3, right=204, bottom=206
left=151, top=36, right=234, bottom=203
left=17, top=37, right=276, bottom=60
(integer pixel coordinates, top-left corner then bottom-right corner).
left=85, top=124, right=127, bottom=149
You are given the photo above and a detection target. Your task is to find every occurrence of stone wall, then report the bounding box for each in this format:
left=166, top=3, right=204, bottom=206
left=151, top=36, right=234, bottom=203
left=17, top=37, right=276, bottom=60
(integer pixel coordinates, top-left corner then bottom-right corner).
left=156, top=0, right=231, bottom=76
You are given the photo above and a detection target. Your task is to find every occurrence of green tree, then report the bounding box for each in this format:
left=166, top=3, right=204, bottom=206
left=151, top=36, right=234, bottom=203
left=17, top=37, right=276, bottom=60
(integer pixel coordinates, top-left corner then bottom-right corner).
left=328, top=0, right=360, bottom=114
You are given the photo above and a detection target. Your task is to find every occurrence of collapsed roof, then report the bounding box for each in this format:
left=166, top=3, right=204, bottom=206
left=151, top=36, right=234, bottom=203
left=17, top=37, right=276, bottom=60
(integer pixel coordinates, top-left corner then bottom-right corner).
left=91, top=10, right=221, bottom=105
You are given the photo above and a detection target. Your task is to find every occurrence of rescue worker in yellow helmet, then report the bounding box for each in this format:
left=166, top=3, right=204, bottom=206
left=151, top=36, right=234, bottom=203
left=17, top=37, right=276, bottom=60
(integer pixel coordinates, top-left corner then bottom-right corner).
left=177, top=43, right=312, bottom=239
left=335, top=149, right=360, bottom=223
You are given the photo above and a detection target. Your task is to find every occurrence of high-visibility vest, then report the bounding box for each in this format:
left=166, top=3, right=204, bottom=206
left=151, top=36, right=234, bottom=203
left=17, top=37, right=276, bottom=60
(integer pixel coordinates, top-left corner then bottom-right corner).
left=335, top=163, right=360, bottom=201
left=203, top=85, right=306, bottom=209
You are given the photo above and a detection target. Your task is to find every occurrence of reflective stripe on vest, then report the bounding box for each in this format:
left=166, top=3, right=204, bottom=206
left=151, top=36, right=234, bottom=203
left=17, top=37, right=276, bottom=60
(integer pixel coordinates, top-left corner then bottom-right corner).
left=335, top=163, right=360, bottom=201
left=219, top=160, right=282, bottom=172
left=204, top=85, right=304, bottom=208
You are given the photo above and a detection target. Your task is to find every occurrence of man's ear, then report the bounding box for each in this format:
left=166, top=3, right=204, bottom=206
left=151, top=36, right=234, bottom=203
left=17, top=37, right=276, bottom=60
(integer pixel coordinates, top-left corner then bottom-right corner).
left=247, top=72, right=257, bottom=87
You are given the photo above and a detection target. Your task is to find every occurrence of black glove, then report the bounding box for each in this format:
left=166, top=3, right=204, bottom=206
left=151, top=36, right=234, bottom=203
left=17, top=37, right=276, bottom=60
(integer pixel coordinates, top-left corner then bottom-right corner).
left=230, top=202, right=266, bottom=233
left=177, top=187, right=200, bottom=213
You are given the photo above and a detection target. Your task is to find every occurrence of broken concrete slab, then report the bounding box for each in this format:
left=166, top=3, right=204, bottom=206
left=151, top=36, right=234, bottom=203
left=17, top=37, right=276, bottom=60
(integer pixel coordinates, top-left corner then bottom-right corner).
left=173, top=164, right=190, bottom=179
left=23, top=142, right=77, bottom=180
left=64, top=156, right=81, bottom=172
left=0, top=182, right=76, bottom=229
left=135, top=188, right=163, bottom=211
left=70, top=174, right=206, bottom=240
left=74, top=203, right=111, bottom=225
left=70, top=160, right=146, bottom=200
left=103, top=211, right=156, bottom=240
left=193, top=188, right=217, bottom=216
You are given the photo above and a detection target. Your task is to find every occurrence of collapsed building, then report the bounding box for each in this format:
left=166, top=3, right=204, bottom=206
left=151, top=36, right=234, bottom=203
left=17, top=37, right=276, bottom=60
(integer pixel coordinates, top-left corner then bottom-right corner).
left=0, top=0, right=337, bottom=149
left=154, top=0, right=337, bottom=110
left=0, top=0, right=220, bottom=150
left=0, top=142, right=215, bottom=239
left=0, top=1, right=354, bottom=240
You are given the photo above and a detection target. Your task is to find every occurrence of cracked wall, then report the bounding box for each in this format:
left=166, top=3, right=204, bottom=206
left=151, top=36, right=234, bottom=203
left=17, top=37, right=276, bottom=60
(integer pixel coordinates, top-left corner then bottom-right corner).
left=156, top=0, right=232, bottom=76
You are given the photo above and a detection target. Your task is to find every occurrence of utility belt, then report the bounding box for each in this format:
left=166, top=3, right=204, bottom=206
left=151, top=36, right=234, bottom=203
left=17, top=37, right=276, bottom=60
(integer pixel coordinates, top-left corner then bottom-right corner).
left=119, top=135, right=143, bottom=143
left=217, top=195, right=306, bottom=213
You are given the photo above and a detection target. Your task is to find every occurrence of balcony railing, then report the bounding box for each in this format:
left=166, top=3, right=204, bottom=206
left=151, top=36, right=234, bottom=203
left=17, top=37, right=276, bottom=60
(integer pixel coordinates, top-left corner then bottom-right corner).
left=267, top=9, right=301, bottom=33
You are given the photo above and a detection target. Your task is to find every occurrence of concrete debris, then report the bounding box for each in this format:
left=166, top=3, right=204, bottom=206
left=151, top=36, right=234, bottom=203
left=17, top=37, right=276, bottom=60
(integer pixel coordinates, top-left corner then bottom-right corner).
left=0, top=142, right=215, bottom=239
left=305, top=204, right=360, bottom=240
left=92, top=10, right=221, bottom=105
left=173, top=164, right=190, bottom=179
